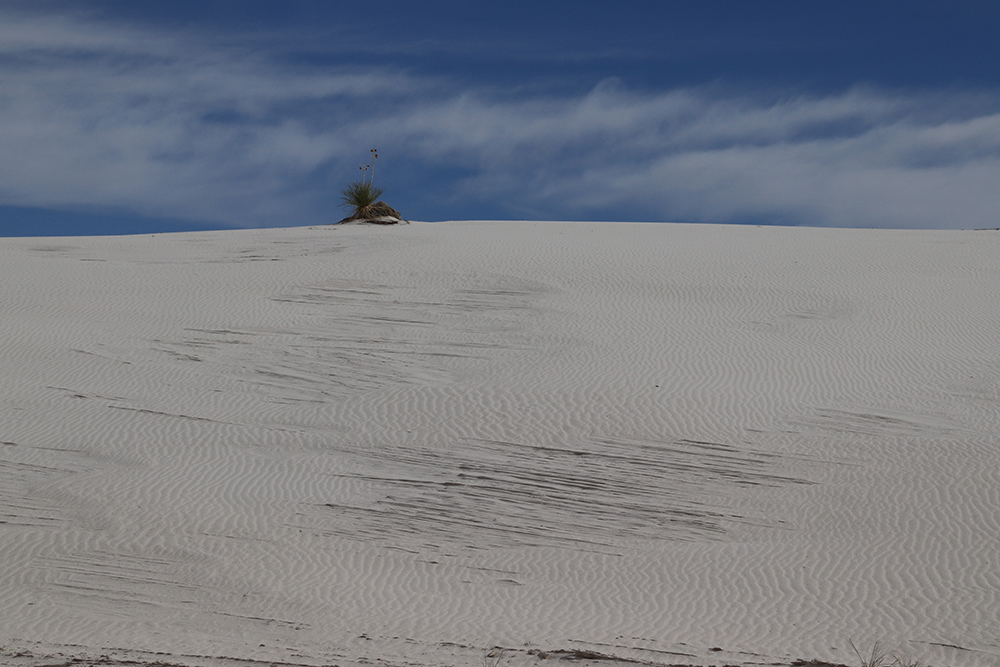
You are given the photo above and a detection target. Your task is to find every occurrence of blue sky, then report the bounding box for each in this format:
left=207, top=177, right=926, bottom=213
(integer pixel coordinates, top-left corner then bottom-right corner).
left=2, top=1, right=1000, bottom=235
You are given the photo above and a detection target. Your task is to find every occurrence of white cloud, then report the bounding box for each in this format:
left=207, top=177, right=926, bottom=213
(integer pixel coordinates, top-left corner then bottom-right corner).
left=2, top=8, right=1000, bottom=229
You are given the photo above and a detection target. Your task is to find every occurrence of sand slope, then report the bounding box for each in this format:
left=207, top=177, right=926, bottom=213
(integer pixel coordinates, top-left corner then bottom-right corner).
left=1, top=221, right=998, bottom=667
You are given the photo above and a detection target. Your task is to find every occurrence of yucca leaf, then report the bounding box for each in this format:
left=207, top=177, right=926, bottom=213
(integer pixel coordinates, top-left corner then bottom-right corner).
left=340, top=180, right=386, bottom=219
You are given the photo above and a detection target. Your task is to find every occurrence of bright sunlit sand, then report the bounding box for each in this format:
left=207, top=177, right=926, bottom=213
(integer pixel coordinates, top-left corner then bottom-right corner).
left=1, top=221, right=998, bottom=667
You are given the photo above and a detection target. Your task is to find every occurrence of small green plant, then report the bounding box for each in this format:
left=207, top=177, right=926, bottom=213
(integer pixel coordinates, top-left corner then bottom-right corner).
left=847, top=639, right=926, bottom=667
left=849, top=640, right=889, bottom=667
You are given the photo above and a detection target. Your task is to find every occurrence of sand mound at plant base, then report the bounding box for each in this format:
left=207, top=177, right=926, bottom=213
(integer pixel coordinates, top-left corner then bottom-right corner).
left=1, top=221, right=998, bottom=667
left=338, top=200, right=406, bottom=224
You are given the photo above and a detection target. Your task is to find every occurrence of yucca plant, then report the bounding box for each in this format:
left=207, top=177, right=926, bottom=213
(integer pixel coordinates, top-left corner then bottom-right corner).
left=340, top=180, right=385, bottom=220
left=341, top=148, right=388, bottom=220
left=339, top=148, right=403, bottom=223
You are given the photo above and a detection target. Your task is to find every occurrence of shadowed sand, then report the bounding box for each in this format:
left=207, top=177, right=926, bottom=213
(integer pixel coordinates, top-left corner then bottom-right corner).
left=1, top=221, right=998, bottom=667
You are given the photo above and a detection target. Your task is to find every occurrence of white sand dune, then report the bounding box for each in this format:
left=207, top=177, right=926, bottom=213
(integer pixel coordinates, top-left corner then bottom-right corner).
left=1, top=221, right=998, bottom=667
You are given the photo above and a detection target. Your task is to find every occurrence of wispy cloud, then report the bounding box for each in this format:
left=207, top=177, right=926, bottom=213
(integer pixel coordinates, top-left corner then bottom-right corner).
left=2, top=8, right=1000, bottom=229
